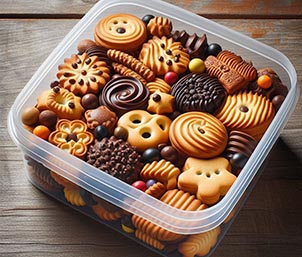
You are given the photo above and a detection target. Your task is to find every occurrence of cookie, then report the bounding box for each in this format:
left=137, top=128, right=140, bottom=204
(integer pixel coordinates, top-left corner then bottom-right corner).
left=147, top=90, right=174, bottom=114
left=147, top=16, right=172, bottom=37
left=63, top=187, right=86, bottom=206
left=215, top=91, right=275, bottom=141
left=139, top=36, right=190, bottom=76
left=178, top=157, right=236, bottom=204
left=140, top=159, right=180, bottom=190
left=132, top=189, right=207, bottom=242
left=117, top=110, right=172, bottom=152
left=171, top=73, right=226, bottom=114
left=107, top=49, right=155, bottom=82
left=145, top=181, right=166, bottom=199
left=57, top=53, right=111, bottom=96
left=178, top=226, right=221, bottom=257
left=169, top=111, right=228, bottom=159
left=36, top=87, right=84, bottom=120
left=146, top=77, right=171, bottom=94
left=87, top=136, right=144, bottom=184
left=135, top=230, right=166, bottom=250
left=92, top=196, right=124, bottom=221
left=48, top=119, right=94, bottom=159
left=94, top=13, right=147, bottom=52
left=100, top=76, right=150, bottom=117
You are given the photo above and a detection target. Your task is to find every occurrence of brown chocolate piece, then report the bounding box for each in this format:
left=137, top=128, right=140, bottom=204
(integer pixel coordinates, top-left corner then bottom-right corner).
left=39, top=110, right=57, bottom=127
left=87, top=136, right=143, bottom=184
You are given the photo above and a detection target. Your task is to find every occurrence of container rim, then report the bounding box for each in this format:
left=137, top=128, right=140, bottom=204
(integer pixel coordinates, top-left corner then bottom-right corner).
left=7, top=0, right=299, bottom=234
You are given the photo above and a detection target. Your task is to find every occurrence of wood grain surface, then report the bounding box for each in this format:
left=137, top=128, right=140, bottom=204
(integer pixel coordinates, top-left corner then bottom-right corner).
left=1, top=1, right=302, bottom=257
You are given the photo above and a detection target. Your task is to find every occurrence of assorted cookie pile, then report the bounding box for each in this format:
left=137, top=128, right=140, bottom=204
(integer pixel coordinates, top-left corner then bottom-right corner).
left=22, top=13, right=288, bottom=257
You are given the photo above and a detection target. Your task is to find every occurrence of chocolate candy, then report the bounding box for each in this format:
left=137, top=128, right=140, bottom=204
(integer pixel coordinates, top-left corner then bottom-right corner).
left=39, top=110, right=57, bottom=127
left=171, top=73, right=226, bottom=114
left=113, top=126, right=128, bottom=141
left=188, top=58, right=205, bottom=73
left=81, top=93, right=99, bottom=110
left=100, top=76, right=150, bottom=117
left=77, top=39, right=96, bottom=53
left=142, top=14, right=155, bottom=25
left=94, top=125, right=109, bottom=140
left=206, top=43, right=222, bottom=57
left=21, top=107, right=40, bottom=126
left=160, top=145, right=178, bottom=164
left=132, top=180, right=147, bottom=192
left=164, top=71, right=179, bottom=85
left=230, top=153, right=249, bottom=175
left=142, top=148, right=161, bottom=163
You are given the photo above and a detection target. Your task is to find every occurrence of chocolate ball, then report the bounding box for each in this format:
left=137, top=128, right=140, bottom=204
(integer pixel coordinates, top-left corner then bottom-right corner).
left=142, top=148, right=161, bottom=163
left=160, top=145, right=178, bottom=163
left=142, top=14, right=155, bottom=25
left=272, top=95, right=285, bottom=111
left=39, top=110, right=57, bottom=127
left=94, top=125, right=109, bottom=140
left=21, top=107, right=40, bottom=126
left=81, top=93, right=99, bottom=110
left=77, top=39, right=96, bottom=53
left=206, top=43, right=222, bottom=57
left=230, top=153, right=248, bottom=174
left=114, top=126, right=128, bottom=141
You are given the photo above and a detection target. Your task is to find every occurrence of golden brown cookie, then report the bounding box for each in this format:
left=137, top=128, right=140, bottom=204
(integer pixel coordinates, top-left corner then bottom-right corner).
left=36, top=87, right=84, bottom=120
left=57, top=53, right=111, bottom=96
left=147, top=16, right=172, bottom=37
left=140, top=159, right=180, bottom=190
left=132, top=189, right=207, bottom=242
left=50, top=171, right=78, bottom=189
left=64, top=187, right=86, bottom=206
left=107, top=49, right=155, bottom=82
left=147, top=90, right=174, bottom=114
left=94, top=13, right=147, bottom=52
left=146, top=77, right=171, bottom=93
left=139, top=36, right=190, bottom=76
left=111, top=62, right=147, bottom=85
left=145, top=181, right=166, bottom=199
left=91, top=196, right=124, bottom=221
left=117, top=110, right=172, bottom=152
left=215, top=91, right=275, bottom=141
left=178, top=226, right=221, bottom=257
left=169, top=111, right=228, bottom=159
left=135, top=230, right=166, bottom=250
left=178, top=157, right=236, bottom=205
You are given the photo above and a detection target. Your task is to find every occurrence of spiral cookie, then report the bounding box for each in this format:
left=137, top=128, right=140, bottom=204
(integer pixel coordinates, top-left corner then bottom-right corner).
left=100, top=76, right=150, bottom=117
left=94, top=13, right=147, bottom=52
left=169, top=112, right=228, bottom=159
left=215, top=91, right=275, bottom=141
left=171, top=73, right=226, bottom=114
left=139, top=36, right=190, bottom=76
left=57, top=53, right=111, bottom=96
left=146, top=77, right=171, bottom=94
left=117, top=110, right=172, bottom=152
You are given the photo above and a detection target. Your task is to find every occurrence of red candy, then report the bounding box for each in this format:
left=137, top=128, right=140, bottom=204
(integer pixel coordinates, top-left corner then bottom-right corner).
left=132, top=180, right=147, bottom=192
left=164, top=71, right=179, bottom=85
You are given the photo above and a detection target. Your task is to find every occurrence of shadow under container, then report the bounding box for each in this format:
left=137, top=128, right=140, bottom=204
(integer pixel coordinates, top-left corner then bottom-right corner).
left=7, top=0, right=299, bottom=256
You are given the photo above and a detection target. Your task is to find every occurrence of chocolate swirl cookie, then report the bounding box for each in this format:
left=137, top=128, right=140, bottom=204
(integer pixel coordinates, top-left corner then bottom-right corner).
left=100, top=76, right=150, bottom=117
left=171, top=73, right=226, bottom=114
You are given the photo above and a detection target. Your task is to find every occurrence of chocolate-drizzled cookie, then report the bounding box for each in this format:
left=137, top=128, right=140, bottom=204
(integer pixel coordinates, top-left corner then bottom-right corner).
left=87, top=136, right=143, bottom=184
left=171, top=73, right=226, bottom=114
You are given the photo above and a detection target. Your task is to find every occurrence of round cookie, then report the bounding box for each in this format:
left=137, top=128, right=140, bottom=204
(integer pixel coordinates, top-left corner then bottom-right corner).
left=94, top=13, right=147, bottom=52
left=171, top=73, right=226, bottom=114
left=169, top=111, right=228, bottom=159
left=117, top=110, right=172, bottom=152
left=215, top=91, right=275, bottom=141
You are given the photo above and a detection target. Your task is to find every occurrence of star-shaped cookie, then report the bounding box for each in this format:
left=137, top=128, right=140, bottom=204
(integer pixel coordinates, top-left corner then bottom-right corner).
left=178, top=157, right=236, bottom=205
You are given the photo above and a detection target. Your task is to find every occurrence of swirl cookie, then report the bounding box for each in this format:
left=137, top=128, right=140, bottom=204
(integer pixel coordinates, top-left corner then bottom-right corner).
left=100, top=76, right=150, bottom=117
left=215, top=91, right=275, bottom=141
left=140, top=159, right=180, bottom=190
left=36, top=87, right=84, bottom=120
left=94, top=13, right=147, bottom=52
left=169, top=111, right=228, bottom=159
left=57, top=53, right=111, bottom=96
left=117, top=110, right=172, bottom=152
left=139, top=36, right=190, bottom=76
left=178, top=157, right=236, bottom=204
left=146, top=77, right=171, bottom=94
left=147, top=16, right=172, bottom=37
left=171, top=73, right=226, bottom=114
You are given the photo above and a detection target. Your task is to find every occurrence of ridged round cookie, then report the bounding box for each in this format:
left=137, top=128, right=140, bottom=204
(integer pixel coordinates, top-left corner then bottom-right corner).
left=169, top=111, right=228, bottom=159
left=171, top=73, right=226, bottom=114
left=94, top=13, right=147, bottom=52
left=216, top=91, right=275, bottom=141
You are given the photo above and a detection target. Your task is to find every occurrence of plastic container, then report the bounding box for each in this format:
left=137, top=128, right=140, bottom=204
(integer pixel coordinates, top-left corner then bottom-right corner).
left=8, top=0, right=298, bottom=256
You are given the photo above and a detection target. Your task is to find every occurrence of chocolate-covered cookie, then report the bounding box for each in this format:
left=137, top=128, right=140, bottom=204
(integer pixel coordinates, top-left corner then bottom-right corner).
left=171, top=73, right=226, bottom=114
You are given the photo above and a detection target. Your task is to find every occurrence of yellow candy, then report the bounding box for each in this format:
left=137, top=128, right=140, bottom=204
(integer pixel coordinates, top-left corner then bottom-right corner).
left=188, top=58, right=205, bottom=73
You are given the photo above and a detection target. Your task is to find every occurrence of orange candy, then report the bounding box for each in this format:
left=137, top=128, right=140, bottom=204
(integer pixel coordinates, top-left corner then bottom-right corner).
left=257, top=74, right=272, bottom=89
left=33, top=125, right=50, bottom=140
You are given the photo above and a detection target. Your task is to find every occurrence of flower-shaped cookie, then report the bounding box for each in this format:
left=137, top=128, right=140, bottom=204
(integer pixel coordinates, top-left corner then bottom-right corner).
left=178, top=157, right=236, bottom=205
left=48, top=119, right=93, bottom=158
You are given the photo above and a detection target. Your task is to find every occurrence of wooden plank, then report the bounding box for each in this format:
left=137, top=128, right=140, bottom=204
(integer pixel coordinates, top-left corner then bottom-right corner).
left=1, top=18, right=302, bottom=257
left=0, top=0, right=301, bottom=18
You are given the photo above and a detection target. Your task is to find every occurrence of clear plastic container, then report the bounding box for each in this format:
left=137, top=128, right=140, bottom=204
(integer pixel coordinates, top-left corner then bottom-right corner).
left=8, top=0, right=298, bottom=256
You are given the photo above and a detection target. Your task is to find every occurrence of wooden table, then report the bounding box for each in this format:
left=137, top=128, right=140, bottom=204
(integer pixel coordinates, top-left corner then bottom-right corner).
left=1, top=1, right=301, bottom=256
